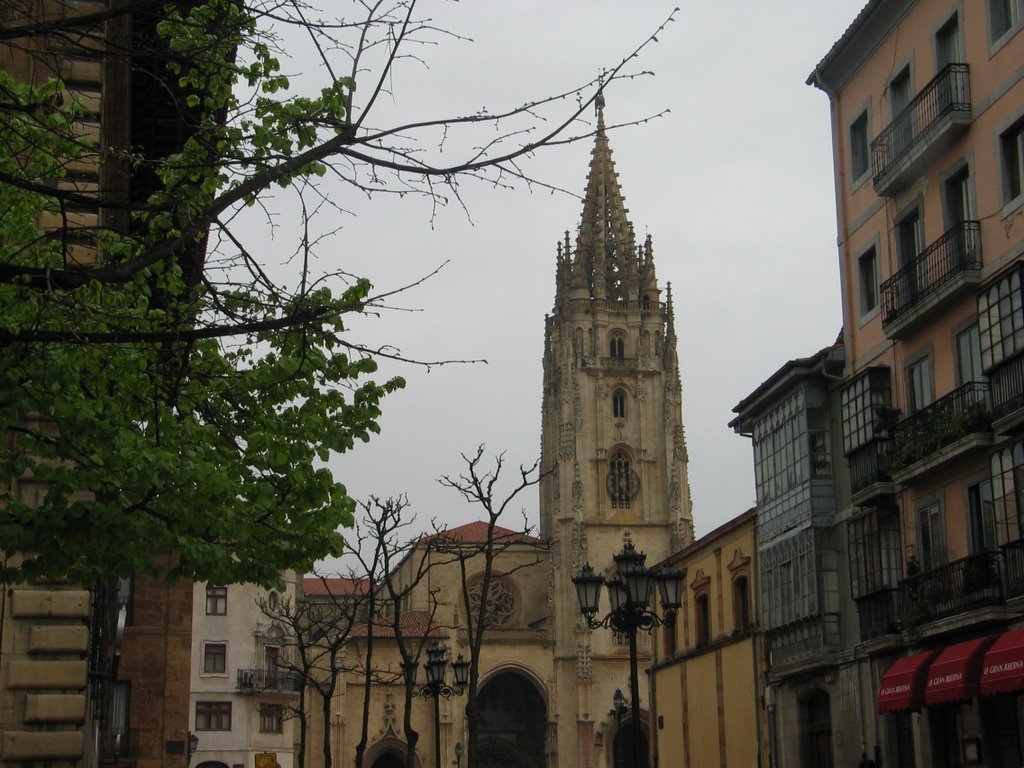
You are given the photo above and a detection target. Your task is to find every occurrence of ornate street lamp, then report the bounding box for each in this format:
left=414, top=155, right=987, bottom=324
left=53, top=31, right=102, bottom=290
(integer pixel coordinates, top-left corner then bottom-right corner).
left=572, top=539, right=684, bottom=768
left=611, top=689, right=628, bottom=768
left=413, top=642, right=469, bottom=768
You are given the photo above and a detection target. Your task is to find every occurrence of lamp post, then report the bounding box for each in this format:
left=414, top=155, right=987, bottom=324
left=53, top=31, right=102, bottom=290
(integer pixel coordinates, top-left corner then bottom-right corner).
left=412, top=642, right=470, bottom=768
left=454, top=741, right=464, bottom=768
left=573, top=539, right=683, bottom=768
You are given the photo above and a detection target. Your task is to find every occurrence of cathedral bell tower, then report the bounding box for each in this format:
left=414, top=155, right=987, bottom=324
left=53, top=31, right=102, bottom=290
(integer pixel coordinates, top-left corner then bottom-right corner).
left=540, top=99, right=695, bottom=765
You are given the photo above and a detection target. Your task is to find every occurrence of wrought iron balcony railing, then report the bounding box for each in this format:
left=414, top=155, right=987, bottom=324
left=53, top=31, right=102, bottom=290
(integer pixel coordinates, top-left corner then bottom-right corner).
left=848, top=439, right=893, bottom=495
left=872, top=64, right=970, bottom=193
left=855, top=588, right=903, bottom=641
left=901, top=550, right=1003, bottom=626
left=237, top=668, right=302, bottom=694
left=881, top=221, right=981, bottom=329
left=990, top=352, right=1024, bottom=423
left=890, top=382, right=990, bottom=473
left=1003, top=539, right=1024, bottom=598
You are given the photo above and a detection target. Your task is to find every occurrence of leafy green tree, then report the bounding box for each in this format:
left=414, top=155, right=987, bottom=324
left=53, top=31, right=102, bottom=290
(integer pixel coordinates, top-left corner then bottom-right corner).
left=0, top=0, right=669, bottom=586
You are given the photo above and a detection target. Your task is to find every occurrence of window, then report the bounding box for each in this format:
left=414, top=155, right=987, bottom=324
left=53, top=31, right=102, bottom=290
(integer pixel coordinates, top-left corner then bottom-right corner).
left=944, top=167, right=973, bottom=226
left=694, top=593, right=710, bottom=647
left=733, top=575, right=751, bottom=630
left=609, top=333, right=625, bottom=359
left=907, top=356, right=933, bottom=413
left=260, top=705, right=283, bottom=734
left=968, top=479, right=996, bottom=553
left=978, top=265, right=1024, bottom=371
left=848, top=506, right=902, bottom=599
left=841, top=367, right=892, bottom=455
left=896, top=209, right=922, bottom=267
left=195, top=701, right=232, bottom=731
left=936, top=14, right=962, bottom=69
left=857, top=246, right=879, bottom=316
left=612, top=388, right=626, bottom=419
left=990, top=440, right=1024, bottom=544
left=606, top=449, right=637, bottom=508
left=917, top=501, right=947, bottom=571
left=1002, top=119, right=1024, bottom=204
left=850, top=111, right=870, bottom=181
left=890, top=66, right=912, bottom=115
left=205, top=586, right=227, bottom=615
left=956, top=324, right=983, bottom=385
left=990, top=0, right=1021, bottom=43
left=203, top=642, right=226, bottom=674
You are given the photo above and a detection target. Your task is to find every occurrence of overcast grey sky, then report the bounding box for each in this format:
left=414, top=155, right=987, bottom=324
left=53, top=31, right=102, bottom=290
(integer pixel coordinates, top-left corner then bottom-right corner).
left=248, top=1, right=869, bottom=563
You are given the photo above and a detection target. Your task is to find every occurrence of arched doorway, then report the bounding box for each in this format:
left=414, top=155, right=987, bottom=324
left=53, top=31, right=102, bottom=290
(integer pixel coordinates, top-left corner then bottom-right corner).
left=611, top=719, right=649, bottom=768
left=477, top=671, right=547, bottom=768
left=370, top=753, right=405, bottom=768
left=196, top=762, right=229, bottom=768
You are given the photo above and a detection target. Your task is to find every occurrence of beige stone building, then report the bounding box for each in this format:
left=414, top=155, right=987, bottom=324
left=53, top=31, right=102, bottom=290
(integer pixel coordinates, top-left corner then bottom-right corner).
left=189, top=575, right=302, bottom=768
left=310, top=104, right=695, bottom=768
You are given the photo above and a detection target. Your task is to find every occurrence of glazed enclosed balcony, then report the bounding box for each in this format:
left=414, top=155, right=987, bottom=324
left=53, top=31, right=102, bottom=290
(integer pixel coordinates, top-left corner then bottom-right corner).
left=880, top=221, right=982, bottom=338
left=889, top=382, right=993, bottom=483
left=901, top=550, right=1004, bottom=627
left=237, top=668, right=302, bottom=694
left=871, top=63, right=971, bottom=196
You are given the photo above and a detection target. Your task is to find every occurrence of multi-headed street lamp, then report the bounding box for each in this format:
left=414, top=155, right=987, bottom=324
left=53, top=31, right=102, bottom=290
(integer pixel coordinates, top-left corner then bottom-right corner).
left=573, top=539, right=683, bottom=768
left=412, top=642, right=470, bottom=768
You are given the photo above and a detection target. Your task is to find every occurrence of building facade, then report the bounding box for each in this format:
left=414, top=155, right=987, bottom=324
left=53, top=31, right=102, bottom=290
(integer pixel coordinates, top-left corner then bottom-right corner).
left=189, top=575, right=302, bottom=768
left=805, top=1, right=1024, bottom=765
left=649, top=508, right=764, bottom=768
left=1, top=4, right=194, bottom=766
left=309, top=103, right=695, bottom=768
left=731, top=345, right=865, bottom=768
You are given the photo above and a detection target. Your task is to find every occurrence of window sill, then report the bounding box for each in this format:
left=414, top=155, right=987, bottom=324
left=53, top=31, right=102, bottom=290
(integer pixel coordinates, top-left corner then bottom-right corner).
left=1000, top=193, right=1024, bottom=222
left=989, top=21, right=1023, bottom=59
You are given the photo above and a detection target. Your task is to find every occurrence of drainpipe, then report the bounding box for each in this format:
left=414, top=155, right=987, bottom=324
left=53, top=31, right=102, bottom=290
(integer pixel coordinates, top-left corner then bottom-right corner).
left=766, top=683, right=778, bottom=768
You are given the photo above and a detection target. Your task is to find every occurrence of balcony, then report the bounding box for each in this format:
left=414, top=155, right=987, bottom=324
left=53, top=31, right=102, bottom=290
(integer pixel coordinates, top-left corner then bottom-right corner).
left=871, top=63, right=971, bottom=196
left=990, top=352, right=1024, bottom=434
left=856, top=588, right=903, bottom=641
left=237, top=668, right=301, bottom=694
left=848, top=439, right=899, bottom=503
left=767, top=613, right=840, bottom=670
left=890, top=382, right=993, bottom=483
left=901, top=550, right=1004, bottom=627
left=880, top=221, right=982, bottom=338
left=98, top=728, right=138, bottom=763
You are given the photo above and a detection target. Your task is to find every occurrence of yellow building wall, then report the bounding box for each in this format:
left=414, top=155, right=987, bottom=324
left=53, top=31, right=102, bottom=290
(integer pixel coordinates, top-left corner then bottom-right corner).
left=652, top=509, right=763, bottom=768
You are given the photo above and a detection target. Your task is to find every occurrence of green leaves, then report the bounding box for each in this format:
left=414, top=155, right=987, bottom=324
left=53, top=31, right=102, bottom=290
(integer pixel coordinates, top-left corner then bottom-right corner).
left=0, top=1, right=392, bottom=587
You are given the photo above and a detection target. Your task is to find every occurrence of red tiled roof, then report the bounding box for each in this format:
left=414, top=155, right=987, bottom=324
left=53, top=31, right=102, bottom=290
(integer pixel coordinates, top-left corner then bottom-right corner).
left=303, top=577, right=371, bottom=598
left=349, top=609, right=444, bottom=638
left=422, top=520, right=542, bottom=546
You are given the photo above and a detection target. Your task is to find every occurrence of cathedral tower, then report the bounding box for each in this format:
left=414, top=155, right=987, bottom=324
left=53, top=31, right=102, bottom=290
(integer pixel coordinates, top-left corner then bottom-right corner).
left=540, top=101, right=695, bottom=765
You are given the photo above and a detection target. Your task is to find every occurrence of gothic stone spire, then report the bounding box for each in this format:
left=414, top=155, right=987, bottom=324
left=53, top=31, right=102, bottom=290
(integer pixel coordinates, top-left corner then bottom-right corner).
left=571, top=102, right=639, bottom=302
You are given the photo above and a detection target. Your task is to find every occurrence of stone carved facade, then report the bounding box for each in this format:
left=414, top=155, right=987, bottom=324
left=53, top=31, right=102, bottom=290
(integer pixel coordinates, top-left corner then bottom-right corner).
left=310, top=104, right=694, bottom=768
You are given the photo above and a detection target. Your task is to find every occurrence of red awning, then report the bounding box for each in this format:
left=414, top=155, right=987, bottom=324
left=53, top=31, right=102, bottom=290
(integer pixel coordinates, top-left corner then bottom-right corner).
left=925, top=637, right=997, bottom=705
left=878, top=651, right=939, bottom=713
left=981, top=630, right=1024, bottom=696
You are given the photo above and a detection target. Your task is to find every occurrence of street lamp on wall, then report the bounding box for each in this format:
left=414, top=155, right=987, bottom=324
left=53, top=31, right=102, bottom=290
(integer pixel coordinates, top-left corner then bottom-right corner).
left=413, top=642, right=469, bottom=768
left=573, top=539, right=683, bottom=768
